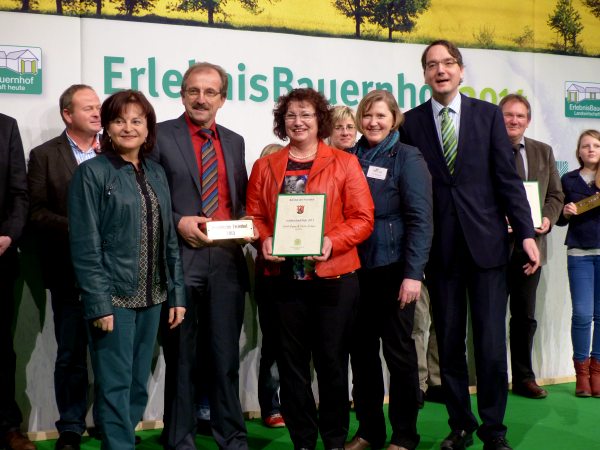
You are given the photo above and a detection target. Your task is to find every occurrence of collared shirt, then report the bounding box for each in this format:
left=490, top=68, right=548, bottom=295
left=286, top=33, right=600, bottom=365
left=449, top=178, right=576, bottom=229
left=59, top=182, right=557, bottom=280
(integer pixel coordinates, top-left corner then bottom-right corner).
left=516, top=138, right=529, bottom=180
left=66, top=131, right=99, bottom=165
left=184, top=113, right=233, bottom=221
left=431, top=94, right=461, bottom=149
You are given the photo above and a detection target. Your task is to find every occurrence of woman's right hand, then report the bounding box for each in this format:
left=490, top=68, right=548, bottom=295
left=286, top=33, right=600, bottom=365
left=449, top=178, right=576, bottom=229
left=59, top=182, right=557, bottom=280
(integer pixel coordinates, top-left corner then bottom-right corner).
left=563, top=202, right=578, bottom=219
left=93, top=315, right=114, bottom=332
left=262, top=237, right=285, bottom=262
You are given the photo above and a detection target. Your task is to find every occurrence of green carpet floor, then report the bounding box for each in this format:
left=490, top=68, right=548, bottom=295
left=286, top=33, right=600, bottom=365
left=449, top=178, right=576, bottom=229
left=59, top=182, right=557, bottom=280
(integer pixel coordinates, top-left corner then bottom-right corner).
left=34, top=383, right=599, bottom=449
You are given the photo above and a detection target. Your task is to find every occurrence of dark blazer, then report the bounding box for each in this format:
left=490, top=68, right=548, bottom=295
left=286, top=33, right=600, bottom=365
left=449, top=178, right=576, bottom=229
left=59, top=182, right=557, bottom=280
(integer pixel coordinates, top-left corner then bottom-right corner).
left=557, top=169, right=600, bottom=249
left=0, top=113, right=28, bottom=246
left=521, top=137, right=564, bottom=265
left=402, top=95, right=535, bottom=270
left=150, top=114, right=248, bottom=278
left=27, top=131, right=78, bottom=288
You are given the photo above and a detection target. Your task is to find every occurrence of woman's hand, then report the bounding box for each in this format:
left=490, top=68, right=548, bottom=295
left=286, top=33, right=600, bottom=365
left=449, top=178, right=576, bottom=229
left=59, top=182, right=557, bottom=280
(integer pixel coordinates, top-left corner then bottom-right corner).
left=92, top=315, right=114, bottom=332
left=168, top=306, right=186, bottom=329
left=563, top=202, right=578, bottom=219
left=305, top=236, right=332, bottom=262
left=262, top=237, right=285, bottom=262
left=398, top=278, right=422, bottom=309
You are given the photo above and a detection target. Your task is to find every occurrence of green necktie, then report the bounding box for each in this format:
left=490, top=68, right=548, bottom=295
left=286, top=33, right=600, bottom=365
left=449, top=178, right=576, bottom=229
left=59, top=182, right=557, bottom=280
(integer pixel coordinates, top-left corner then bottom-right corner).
left=441, top=107, right=458, bottom=174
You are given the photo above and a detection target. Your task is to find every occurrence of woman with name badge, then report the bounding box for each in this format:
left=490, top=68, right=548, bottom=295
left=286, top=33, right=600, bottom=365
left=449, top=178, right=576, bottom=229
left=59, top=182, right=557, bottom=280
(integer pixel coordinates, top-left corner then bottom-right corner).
left=329, top=105, right=358, bottom=151
left=558, top=129, right=600, bottom=398
left=68, top=90, right=186, bottom=450
left=246, top=88, right=374, bottom=450
left=346, top=90, right=433, bottom=450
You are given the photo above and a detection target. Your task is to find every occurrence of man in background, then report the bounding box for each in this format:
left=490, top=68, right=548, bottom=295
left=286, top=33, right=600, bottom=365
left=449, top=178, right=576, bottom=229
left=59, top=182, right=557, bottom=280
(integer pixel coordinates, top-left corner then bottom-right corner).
left=500, top=93, right=564, bottom=400
left=27, top=84, right=101, bottom=450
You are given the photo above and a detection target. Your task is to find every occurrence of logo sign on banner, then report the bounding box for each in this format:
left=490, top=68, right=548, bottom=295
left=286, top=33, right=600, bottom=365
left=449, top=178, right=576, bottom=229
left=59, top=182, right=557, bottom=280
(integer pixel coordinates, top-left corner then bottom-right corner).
left=564, top=81, right=600, bottom=119
left=0, top=45, right=42, bottom=94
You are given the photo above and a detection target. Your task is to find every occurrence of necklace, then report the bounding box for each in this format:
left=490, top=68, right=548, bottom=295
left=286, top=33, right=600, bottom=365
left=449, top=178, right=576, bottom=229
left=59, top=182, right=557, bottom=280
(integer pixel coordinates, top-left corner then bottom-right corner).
left=289, top=149, right=317, bottom=160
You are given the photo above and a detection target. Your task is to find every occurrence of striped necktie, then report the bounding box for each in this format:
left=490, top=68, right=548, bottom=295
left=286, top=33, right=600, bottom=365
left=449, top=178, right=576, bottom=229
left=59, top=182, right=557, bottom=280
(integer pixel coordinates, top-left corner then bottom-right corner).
left=441, top=107, right=458, bottom=174
left=200, top=129, right=218, bottom=217
left=513, top=144, right=526, bottom=181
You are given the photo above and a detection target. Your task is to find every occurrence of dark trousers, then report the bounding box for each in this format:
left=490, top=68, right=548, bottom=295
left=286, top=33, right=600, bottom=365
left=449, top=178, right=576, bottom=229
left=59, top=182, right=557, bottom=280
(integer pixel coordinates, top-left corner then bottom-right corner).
left=162, top=245, right=247, bottom=450
left=427, top=239, right=509, bottom=443
left=351, top=264, right=420, bottom=450
left=274, top=274, right=358, bottom=450
left=50, top=285, right=89, bottom=435
left=507, top=246, right=542, bottom=384
left=0, top=248, right=23, bottom=438
left=255, top=275, right=281, bottom=419
left=88, top=304, right=161, bottom=450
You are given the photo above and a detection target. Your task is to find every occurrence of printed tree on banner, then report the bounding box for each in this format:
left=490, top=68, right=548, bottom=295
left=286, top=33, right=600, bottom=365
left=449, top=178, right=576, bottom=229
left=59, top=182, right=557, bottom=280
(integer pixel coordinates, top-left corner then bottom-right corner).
left=332, top=0, right=376, bottom=38
left=113, top=0, right=155, bottom=15
left=170, top=0, right=273, bottom=25
left=547, top=0, right=584, bottom=53
left=369, top=0, right=430, bottom=41
left=583, top=0, right=600, bottom=18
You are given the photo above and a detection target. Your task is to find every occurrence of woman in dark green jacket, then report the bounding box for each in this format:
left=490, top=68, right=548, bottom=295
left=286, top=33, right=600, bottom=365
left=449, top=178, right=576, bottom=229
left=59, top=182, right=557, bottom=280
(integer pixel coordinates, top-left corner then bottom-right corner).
left=69, top=90, right=185, bottom=450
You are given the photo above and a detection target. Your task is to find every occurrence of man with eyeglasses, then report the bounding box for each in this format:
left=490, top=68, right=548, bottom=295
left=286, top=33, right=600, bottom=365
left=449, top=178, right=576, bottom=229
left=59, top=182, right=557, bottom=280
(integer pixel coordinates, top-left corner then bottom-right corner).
left=151, top=62, right=253, bottom=450
left=402, top=40, right=540, bottom=450
left=499, top=93, right=563, bottom=401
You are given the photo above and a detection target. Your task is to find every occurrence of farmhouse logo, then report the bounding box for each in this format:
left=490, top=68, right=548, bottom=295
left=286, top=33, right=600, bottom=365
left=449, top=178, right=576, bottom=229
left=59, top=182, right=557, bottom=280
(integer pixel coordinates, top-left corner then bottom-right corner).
left=0, top=45, right=42, bottom=94
left=565, top=81, right=600, bottom=119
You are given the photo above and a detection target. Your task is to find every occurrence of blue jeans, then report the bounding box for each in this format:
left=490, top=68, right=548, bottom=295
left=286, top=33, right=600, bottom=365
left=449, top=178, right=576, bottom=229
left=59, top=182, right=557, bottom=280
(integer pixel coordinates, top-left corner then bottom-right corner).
left=567, top=255, right=600, bottom=361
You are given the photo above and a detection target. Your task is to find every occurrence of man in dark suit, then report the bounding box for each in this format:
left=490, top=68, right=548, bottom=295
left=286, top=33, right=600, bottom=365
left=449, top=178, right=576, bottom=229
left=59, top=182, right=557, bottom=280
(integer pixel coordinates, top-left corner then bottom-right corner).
left=402, top=40, right=540, bottom=450
left=27, top=84, right=101, bottom=450
left=499, top=93, right=564, bottom=400
left=152, top=62, right=252, bottom=450
left=0, top=113, right=35, bottom=450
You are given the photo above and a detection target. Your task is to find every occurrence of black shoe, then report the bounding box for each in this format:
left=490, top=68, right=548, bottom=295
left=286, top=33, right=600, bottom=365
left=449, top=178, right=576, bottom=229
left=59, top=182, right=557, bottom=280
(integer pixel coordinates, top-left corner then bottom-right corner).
left=135, top=435, right=141, bottom=445
left=440, top=430, right=473, bottom=450
left=426, top=385, right=446, bottom=404
left=483, top=437, right=512, bottom=450
left=55, top=431, right=81, bottom=450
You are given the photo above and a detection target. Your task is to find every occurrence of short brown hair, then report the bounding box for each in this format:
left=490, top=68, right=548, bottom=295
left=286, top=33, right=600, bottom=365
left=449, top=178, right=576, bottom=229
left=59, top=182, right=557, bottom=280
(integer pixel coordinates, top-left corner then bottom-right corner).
left=576, top=129, right=600, bottom=167
left=59, top=84, right=94, bottom=124
left=273, top=88, right=332, bottom=141
left=181, top=62, right=228, bottom=98
left=100, top=89, right=157, bottom=154
left=421, top=39, right=464, bottom=70
left=499, top=93, right=531, bottom=120
left=355, top=90, right=404, bottom=135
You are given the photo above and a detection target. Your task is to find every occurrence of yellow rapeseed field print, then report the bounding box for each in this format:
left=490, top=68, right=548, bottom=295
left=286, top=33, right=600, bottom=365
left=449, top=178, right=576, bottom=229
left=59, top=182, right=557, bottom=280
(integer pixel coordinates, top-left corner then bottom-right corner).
left=1, top=0, right=599, bottom=55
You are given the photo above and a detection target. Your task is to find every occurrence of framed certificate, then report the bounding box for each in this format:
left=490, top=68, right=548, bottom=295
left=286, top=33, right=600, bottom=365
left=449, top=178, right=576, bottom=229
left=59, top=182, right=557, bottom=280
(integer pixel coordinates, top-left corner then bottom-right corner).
left=272, top=194, right=326, bottom=256
left=523, top=181, right=542, bottom=229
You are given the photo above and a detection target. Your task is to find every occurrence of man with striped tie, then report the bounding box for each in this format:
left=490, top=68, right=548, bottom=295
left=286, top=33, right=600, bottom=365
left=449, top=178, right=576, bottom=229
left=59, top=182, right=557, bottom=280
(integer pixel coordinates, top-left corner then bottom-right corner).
left=402, top=41, right=540, bottom=450
left=152, top=62, right=252, bottom=450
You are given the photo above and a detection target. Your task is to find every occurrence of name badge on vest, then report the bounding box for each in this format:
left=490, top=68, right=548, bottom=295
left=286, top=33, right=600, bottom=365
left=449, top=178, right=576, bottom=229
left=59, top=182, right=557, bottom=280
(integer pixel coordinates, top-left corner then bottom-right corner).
left=367, top=165, right=387, bottom=180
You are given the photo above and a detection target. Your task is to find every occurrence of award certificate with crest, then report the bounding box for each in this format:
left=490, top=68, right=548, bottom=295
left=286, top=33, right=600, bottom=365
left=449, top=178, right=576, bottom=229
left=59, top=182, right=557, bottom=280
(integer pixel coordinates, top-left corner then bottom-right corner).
left=272, top=194, right=326, bottom=256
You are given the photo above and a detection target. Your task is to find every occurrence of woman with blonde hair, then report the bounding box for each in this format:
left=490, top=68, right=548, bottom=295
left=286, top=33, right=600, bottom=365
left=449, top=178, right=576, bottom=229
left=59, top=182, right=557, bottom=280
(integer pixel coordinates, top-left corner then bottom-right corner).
left=558, top=129, right=600, bottom=398
left=328, top=105, right=357, bottom=151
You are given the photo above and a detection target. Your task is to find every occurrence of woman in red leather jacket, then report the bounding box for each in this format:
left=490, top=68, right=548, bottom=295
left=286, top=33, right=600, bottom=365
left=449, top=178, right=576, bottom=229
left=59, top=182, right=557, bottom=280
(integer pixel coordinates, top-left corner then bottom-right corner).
left=247, top=88, right=374, bottom=450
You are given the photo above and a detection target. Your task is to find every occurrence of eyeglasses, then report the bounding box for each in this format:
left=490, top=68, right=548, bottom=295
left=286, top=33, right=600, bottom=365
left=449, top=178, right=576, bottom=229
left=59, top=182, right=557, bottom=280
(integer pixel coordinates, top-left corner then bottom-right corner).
left=184, top=88, right=221, bottom=99
left=284, top=113, right=316, bottom=122
left=333, top=124, right=356, bottom=132
left=425, top=59, right=459, bottom=70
